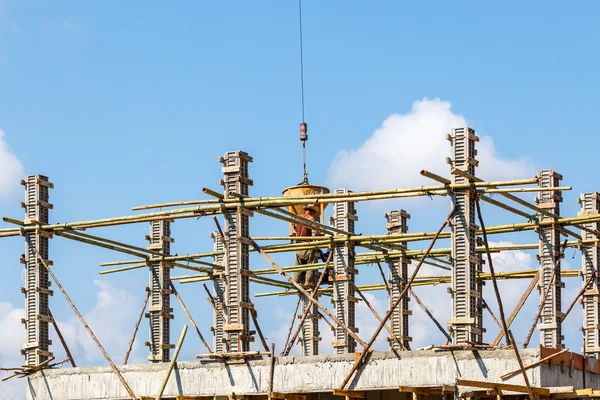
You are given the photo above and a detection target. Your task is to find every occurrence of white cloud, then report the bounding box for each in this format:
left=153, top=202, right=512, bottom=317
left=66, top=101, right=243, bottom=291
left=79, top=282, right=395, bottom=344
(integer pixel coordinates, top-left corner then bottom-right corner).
left=0, top=302, right=26, bottom=399
left=59, top=280, right=143, bottom=364
left=0, top=129, right=24, bottom=200
left=409, top=242, right=538, bottom=348
left=0, top=281, right=144, bottom=399
left=328, top=98, right=534, bottom=192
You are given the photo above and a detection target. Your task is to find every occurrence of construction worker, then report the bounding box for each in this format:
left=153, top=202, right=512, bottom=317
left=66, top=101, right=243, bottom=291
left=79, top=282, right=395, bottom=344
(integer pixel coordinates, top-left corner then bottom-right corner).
left=293, top=206, right=321, bottom=287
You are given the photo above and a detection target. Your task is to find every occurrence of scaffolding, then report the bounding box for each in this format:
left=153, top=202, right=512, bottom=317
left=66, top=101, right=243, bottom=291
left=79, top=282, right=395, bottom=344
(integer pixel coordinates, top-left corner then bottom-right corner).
left=3, top=128, right=600, bottom=399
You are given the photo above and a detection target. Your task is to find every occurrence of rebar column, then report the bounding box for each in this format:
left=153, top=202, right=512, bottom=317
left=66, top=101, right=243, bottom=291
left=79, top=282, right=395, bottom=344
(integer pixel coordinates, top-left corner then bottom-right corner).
left=211, top=231, right=227, bottom=352
left=221, top=151, right=253, bottom=352
left=21, top=175, right=54, bottom=366
left=448, top=127, right=484, bottom=345
left=300, top=292, right=320, bottom=356
left=537, top=169, right=564, bottom=349
left=146, top=220, right=173, bottom=362
left=385, top=210, right=412, bottom=350
left=300, top=212, right=321, bottom=356
left=579, top=192, right=600, bottom=357
left=331, top=189, right=358, bottom=354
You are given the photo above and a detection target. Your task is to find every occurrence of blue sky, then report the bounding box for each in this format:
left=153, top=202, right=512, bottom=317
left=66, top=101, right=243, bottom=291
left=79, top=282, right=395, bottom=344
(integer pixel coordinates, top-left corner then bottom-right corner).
left=1, top=1, right=599, bottom=397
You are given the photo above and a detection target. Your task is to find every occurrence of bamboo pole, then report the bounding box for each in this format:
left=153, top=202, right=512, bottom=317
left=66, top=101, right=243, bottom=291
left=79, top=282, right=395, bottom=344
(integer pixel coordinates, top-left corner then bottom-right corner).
left=500, top=348, right=569, bottom=379
left=319, top=312, right=336, bottom=332
left=379, top=253, right=450, bottom=342
left=100, top=263, right=147, bottom=275
left=282, top=297, right=302, bottom=356
left=251, top=308, right=271, bottom=353
left=523, top=268, right=557, bottom=348
left=475, top=197, right=511, bottom=337
left=562, top=272, right=595, bottom=322
left=133, top=177, right=540, bottom=211
left=156, top=324, right=188, bottom=400
left=492, top=272, right=539, bottom=346
left=375, top=260, right=390, bottom=293
left=170, top=283, right=212, bottom=354
left=0, top=177, right=544, bottom=236
left=123, top=291, right=150, bottom=365
left=100, top=250, right=222, bottom=267
left=33, top=249, right=136, bottom=400
left=100, top=259, right=143, bottom=267
left=507, top=330, right=535, bottom=400
left=48, top=308, right=76, bottom=368
left=484, top=187, right=571, bottom=193
left=355, top=286, right=407, bottom=351
left=480, top=195, right=534, bottom=219
left=482, top=300, right=503, bottom=332
left=203, top=283, right=227, bottom=322
left=404, top=283, right=452, bottom=342
left=282, top=251, right=333, bottom=356
left=338, top=207, right=455, bottom=390
left=254, top=269, right=581, bottom=297
left=249, top=239, right=369, bottom=349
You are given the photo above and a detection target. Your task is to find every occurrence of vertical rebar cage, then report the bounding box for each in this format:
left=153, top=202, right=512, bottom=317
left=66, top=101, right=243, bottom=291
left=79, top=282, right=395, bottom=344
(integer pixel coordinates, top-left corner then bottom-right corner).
left=449, top=128, right=484, bottom=345
left=385, top=210, right=412, bottom=350
left=22, top=175, right=54, bottom=366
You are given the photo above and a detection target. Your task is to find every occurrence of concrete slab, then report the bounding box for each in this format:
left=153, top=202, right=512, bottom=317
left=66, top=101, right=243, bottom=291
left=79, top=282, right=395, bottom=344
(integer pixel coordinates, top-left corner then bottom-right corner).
left=24, top=349, right=600, bottom=400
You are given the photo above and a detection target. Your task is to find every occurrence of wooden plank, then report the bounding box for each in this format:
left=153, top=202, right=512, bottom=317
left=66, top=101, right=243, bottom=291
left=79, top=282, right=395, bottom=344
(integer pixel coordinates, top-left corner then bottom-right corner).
left=224, top=323, right=244, bottom=331
left=501, top=348, right=569, bottom=379
left=399, top=386, right=455, bottom=395
left=460, top=390, right=500, bottom=399
left=270, top=393, right=306, bottom=400
left=333, top=389, right=366, bottom=398
left=456, top=379, right=549, bottom=396
left=398, top=387, right=431, bottom=395
left=553, top=388, right=593, bottom=399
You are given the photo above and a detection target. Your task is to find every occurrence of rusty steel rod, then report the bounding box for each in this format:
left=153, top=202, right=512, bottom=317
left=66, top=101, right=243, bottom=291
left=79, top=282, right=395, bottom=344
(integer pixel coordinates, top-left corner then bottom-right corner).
left=123, top=291, right=149, bottom=365
left=47, top=308, right=76, bottom=368
left=171, top=282, right=213, bottom=354
left=33, top=248, right=136, bottom=400
left=355, top=286, right=407, bottom=351
left=492, top=272, right=539, bottom=346
left=282, top=251, right=333, bottom=356
left=250, top=239, right=368, bottom=349
left=338, top=207, right=455, bottom=390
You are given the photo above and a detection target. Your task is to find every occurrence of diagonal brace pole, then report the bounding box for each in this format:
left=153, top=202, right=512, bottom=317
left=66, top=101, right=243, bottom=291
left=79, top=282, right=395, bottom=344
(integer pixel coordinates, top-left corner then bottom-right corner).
left=283, top=250, right=333, bottom=356
left=338, top=206, right=455, bottom=390
left=475, top=197, right=534, bottom=400
left=47, top=308, right=76, bottom=367
left=33, top=248, right=136, bottom=400
left=249, top=239, right=368, bottom=348
left=123, top=291, right=150, bottom=365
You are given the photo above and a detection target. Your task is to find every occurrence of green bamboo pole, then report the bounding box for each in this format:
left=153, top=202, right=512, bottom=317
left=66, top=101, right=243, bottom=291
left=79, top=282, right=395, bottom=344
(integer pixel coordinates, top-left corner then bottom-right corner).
left=3, top=185, right=600, bottom=237
left=99, top=263, right=147, bottom=275
left=254, top=269, right=582, bottom=297
left=131, top=177, right=539, bottom=211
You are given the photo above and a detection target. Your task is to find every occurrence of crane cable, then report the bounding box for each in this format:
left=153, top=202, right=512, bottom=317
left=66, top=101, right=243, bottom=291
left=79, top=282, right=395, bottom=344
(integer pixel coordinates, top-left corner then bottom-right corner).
left=298, top=0, right=308, bottom=183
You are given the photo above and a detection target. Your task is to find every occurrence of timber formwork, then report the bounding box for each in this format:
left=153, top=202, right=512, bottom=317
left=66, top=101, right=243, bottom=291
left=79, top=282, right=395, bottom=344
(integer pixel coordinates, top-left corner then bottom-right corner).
left=300, top=276, right=321, bottom=355
left=385, top=209, right=411, bottom=350
left=221, top=151, right=253, bottom=352
left=448, top=128, right=484, bottom=345
left=146, top=219, right=173, bottom=362
left=331, top=190, right=357, bottom=354
left=211, top=231, right=227, bottom=352
left=21, top=175, right=54, bottom=366
left=579, top=192, right=600, bottom=357
left=537, top=170, right=564, bottom=349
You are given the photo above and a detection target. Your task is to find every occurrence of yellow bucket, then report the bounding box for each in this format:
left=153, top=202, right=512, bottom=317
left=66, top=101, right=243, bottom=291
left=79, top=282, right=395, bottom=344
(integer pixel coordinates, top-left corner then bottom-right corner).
left=282, top=182, right=330, bottom=234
